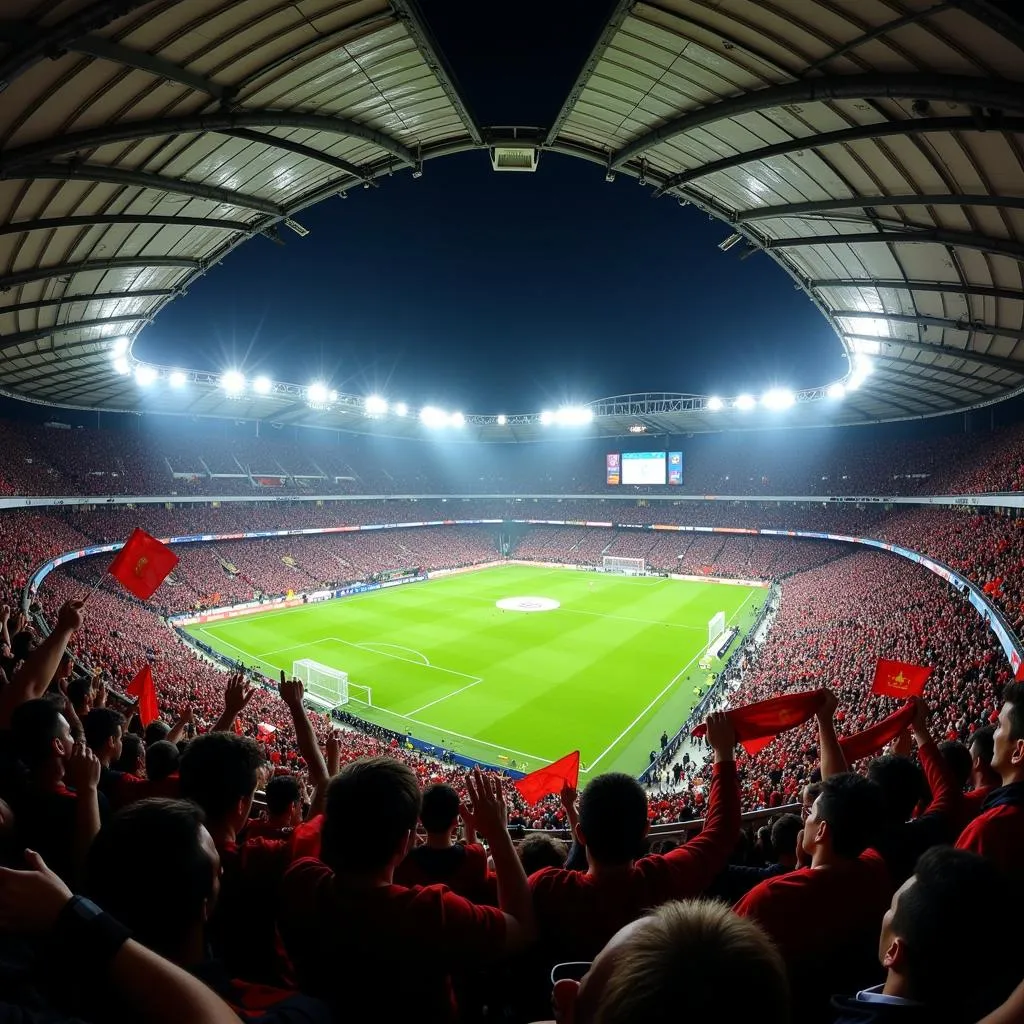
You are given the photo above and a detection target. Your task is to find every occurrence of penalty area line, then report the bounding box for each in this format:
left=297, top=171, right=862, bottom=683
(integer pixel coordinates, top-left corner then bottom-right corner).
left=402, top=675, right=485, bottom=717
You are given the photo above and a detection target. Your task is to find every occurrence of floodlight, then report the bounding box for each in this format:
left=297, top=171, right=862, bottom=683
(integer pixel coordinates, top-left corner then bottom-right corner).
left=496, top=414, right=507, bottom=426
left=113, top=356, right=131, bottom=376
left=329, top=390, right=338, bottom=402
left=112, top=337, right=130, bottom=357
left=706, top=396, right=724, bottom=411
left=762, top=388, right=795, bottom=411
left=420, top=406, right=447, bottom=428
left=557, top=406, right=593, bottom=426
left=735, top=393, right=756, bottom=411
left=539, top=410, right=555, bottom=426
left=134, top=365, right=157, bottom=387
left=169, top=370, right=187, bottom=388
left=220, top=370, right=246, bottom=396
left=827, top=382, right=846, bottom=399
left=306, top=381, right=329, bottom=405
left=848, top=356, right=873, bottom=391
left=365, top=395, right=388, bottom=416
left=449, top=411, right=465, bottom=427
left=252, top=375, right=272, bottom=395
left=394, top=402, right=408, bottom=417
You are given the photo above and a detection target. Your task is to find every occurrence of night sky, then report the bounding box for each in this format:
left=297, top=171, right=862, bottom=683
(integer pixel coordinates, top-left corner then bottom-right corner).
left=138, top=0, right=844, bottom=414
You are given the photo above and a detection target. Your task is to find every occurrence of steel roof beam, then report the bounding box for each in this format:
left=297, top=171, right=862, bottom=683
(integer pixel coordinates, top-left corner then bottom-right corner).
left=763, top=229, right=1024, bottom=262
left=652, top=116, right=1024, bottom=197
left=9, top=163, right=284, bottom=217
left=871, top=362, right=992, bottom=399
left=222, top=128, right=372, bottom=184
left=736, top=193, right=1024, bottom=223
left=613, top=74, right=1024, bottom=170
left=856, top=383, right=935, bottom=415
left=0, top=315, right=152, bottom=350
left=0, top=257, right=200, bottom=290
left=846, top=333, right=1024, bottom=375
left=0, top=111, right=416, bottom=172
left=809, top=278, right=1024, bottom=302
left=0, top=289, right=175, bottom=315
left=0, top=214, right=253, bottom=237
left=834, top=309, right=1024, bottom=343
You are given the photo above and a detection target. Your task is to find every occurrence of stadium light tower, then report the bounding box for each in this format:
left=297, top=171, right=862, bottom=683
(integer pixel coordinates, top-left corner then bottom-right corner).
left=220, top=370, right=246, bottom=396
left=306, top=381, right=330, bottom=406
left=134, top=364, right=157, bottom=387
left=496, top=414, right=507, bottom=426
left=539, top=410, right=555, bottom=426
left=420, top=406, right=447, bottom=428
left=365, top=395, right=388, bottom=417
left=449, top=411, right=466, bottom=427
left=394, top=402, right=408, bottom=417
left=827, top=382, right=846, bottom=399
left=735, top=394, right=756, bottom=411
left=252, top=375, right=272, bottom=395
left=761, top=387, right=795, bottom=411
left=706, top=396, right=724, bottom=411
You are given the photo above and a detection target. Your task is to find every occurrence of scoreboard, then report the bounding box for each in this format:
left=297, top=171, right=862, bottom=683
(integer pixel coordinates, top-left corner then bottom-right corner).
left=606, top=450, right=683, bottom=486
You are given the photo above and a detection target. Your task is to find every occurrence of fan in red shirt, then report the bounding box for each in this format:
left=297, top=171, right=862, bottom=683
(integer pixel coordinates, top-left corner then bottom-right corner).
left=957, top=682, right=1024, bottom=875
left=960, top=724, right=1000, bottom=825
left=277, top=760, right=534, bottom=1023
left=394, top=781, right=496, bottom=903
left=528, top=712, right=740, bottom=967
left=244, top=775, right=305, bottom=842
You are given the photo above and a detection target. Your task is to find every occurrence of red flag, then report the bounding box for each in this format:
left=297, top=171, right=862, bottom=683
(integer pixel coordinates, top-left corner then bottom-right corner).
left=125, top=664, right=159, bottom=727
left=871, top=659, right=932, bottom=699
left=839, top=702, right=916, bottom=763
left=107, top=528, right=178, bottom=601
left=232, top=717, right=243, bottom=736
left=514, top=751, right=580, bottom=804
left=691, top=689, right=826, bottom=756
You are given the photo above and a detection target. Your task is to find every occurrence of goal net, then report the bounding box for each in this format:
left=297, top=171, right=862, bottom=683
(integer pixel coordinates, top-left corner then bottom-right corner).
left=708, top=611, right=727, bottom=648
left=292, top=659, right=360, bottom=710
left=602, top=555, right=645, bottom=576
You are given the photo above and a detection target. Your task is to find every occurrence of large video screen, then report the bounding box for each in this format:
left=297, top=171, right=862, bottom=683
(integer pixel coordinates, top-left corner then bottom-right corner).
left=622, top=451, right=667, bottom=485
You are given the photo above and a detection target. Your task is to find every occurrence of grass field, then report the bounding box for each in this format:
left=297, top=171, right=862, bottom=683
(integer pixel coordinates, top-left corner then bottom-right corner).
left=187, top=565, right=766, bottom=777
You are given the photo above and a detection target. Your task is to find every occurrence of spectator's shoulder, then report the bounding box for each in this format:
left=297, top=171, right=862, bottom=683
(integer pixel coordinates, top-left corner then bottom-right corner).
left=528, top=865, right=578, bottom=892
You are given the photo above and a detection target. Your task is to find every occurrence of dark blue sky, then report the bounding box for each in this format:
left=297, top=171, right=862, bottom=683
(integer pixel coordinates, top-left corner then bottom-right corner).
left=138, top=0, right=845, bottom=414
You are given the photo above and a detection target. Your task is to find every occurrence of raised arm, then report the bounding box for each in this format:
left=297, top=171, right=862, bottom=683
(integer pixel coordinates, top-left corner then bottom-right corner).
left=912, top=698, right=960, bottom=821
left=66, top=743, right=102, bottom=883
left=280, top=674, right=329, bottom=795
left=165, top=704, right=194, bottom=745
left=211, top=672, right=256, bottom=733
left=816, top=689, right=849, bottom=780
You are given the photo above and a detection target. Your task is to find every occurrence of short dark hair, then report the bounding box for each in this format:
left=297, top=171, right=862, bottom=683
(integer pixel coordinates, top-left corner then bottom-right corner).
left=265, top=775, right=302, bottom=816
left=144, top=720, right=171, bottom=746
left=66, top=676, right=93, bottom=711
left=969, top=724, right=995, bottom=767
left=517, top=833, right=567, bottom=875
left=321, top=757, right=420, bottom=873
left=419, top=783, right=460, bottom=834
left=85, top=799, right=215, bottom=958
left=179, top=733, right=262, bottom=820
left=769, top=814, right=802, bottom=860
left=11, top=699, right=65, bottom=768
left=145, top=740, right=180, bottom=782
left=579, top=773, right=649, bottom=864
left=867, top=754, right=924, bottom=824
left=891, top=847, right=1013, bottom=1016
left=815, top=773, right=884, bottom=859
left=1001, top=682, right=1024, bottom=741
left=114, top=732, right=145, bottom=775
left=83, top=707, right=126, bottom=754
left=937, top=741, right=973, bottom=790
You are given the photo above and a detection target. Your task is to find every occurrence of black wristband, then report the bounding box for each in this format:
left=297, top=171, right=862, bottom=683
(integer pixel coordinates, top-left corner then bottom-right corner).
left=52, top=896, right=132, bottom=968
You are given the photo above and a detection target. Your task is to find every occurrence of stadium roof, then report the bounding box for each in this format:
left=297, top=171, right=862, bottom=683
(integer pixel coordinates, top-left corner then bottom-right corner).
left=1, top=0, right=1023, bottom=441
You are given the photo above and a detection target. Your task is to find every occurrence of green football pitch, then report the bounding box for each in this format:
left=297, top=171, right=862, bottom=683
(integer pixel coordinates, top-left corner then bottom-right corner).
left=187, top=565, right=767, bottom=778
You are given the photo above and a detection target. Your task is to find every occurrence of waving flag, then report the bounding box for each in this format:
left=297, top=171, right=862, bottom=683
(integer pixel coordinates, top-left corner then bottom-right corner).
left=515, top=751, right=580, bottom=804
left=691, top=689, right=827, bottom=756
left=107, top=528, right=178, bottom=601
left=125, top=664, right=159, bottom=727
left=839, top=701, right=917, bottom=763
left=871, top=659, right=932, bottom=699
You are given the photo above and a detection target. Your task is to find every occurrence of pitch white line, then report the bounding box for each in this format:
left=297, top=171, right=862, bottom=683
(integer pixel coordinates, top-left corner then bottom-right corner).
left=357, top=641, right=430, bottom=665
left=403, top=676, right=485, bottom=717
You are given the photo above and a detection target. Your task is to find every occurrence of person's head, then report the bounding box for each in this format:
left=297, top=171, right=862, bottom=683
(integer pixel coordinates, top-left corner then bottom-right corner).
left=145, top=739, right=180, bottom=783
left=578, top=773, right=649, bottom=866
left=66, top=675, right=94, bottom=717
left=867, top=754, right=924, bottom=824
left=85, top=799, right=220, bottom=965
left=553, top=900, right=789, bottom=1024
left=799, top=781, right=822, bottom=822
left=518, top=833, right=568, bottom=875
left=321, top=757, right=420, bottom=875
left=769, top=813, right=802, bottom=867
left=179, top=733, right=262, bottom=832
left=83, top=707, right=126, bottom=766
left=937, top=740, right=973, bottom=792
left=145, top=719, right=171, bottom=746
left=264, top=775, right=303, bottom=826
left=879, top=846, right=1016, bottom=1018
left=969, top=724, right=996, bottom=780
left=114, top=731, right=145, bottom=776
left=11, top=699, right=73, bottom=780
left=992, top=683, right=1024, bottom=784
left=419, top=783, right=460, bottom=837
left=802, top=772, right=883, bottom=862
left=11, top=629, right=37, bottom=662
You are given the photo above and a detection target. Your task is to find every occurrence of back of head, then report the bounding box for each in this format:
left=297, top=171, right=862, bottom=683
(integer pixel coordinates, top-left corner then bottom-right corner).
left=592, top=901, right=789, bottom=1024
left=969, top=724, right=995, bottom=768
left=115, top=732, right=145, bottom=775
left=145, top=720, right=171, bottom=746
left=179, top=732, right=261, bottom=821
left=937, top=740, right=972, bottom=791
left=66, top=675, right=93, bottom=714
left=579, top=773, right=649, bottom=865
left=518, top=833, right=568, bottom=875
left=85, top=798, right=217, bottom=960
left=146, top=740, right=180, bottom=782
left=83, top=707, right=125, bottom=756
left=866, top=754, right=923, bottom=823
left=815, top=773, right=884, bottom=858
left=419, top=783, right=460, bottom=835
left=770, top=814, right=801, bottom=863
left=11, top=699, right=66, bottom=770
left=321, top=757, right=420, bottom=874
left=265, top=774, right=302, bottom=816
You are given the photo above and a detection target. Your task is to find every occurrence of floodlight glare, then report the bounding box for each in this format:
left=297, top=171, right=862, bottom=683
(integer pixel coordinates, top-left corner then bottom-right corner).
left=539, top=410, right=555, bottom=426
left=449, top=411, right=466, bottom=427
left=306, top=381, right=329, bottom=405
left=329, top=390, right=338, bottom=402
left=847, top=356, right=873, bottom=391
left=827, top=382, right=846, bottom=400
left=252, top=375, right=272, bottom=395
left=169, top=370, right=187, bottom=389
left=706, top=396, right=724, bottom=411
left=134, top=365, right=157, bottom=387
left=221, top=370, right=246, bottom=396
left=365, top=395, right=388, bottom=416
left=113, top=356, right=131, bottom=376
left=420, top=406, right=448, bottom=428
left=496, top=414, right=507, bottom=426
left=762, top=387, right=795, bottom=411
left=112, top=336, right=130, bottom=357
left=556, top=406, right=593, bottom=426
left=735, top=393, right=756, bottom=411
left=394, top=402, right=408, bottom=417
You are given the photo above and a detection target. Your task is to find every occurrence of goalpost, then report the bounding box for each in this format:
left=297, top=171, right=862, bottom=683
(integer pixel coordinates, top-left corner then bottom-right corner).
left=292, top=659, right=372, bottom=710
left=602, top=555, right=646, bottom=576
left=707, top=611, right=727, bottom=648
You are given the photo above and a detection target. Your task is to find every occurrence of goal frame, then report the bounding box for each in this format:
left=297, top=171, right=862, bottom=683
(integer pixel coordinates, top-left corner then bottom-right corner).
left=601, top=555, right=646, bottom=576
left=292, top=658, right=350, bottom=709
left=707, top=611, right=727, bottom=648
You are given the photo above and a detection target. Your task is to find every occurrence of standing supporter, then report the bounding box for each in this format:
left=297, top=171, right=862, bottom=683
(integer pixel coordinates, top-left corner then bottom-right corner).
left=708, top=812, right=801, bottom=903
left=246, top=775, right=304, bottom=841
left=83, top=707, right=148, bottom=809
left=278, top=762, right=533, bottom=1023
left=956, top=681, right=1024, bottom=873
left=394, top=782, right=496, bottom=901
left=734, top=772, right=893, bottom=1023
left=528, top=712, right=739, bottom=966
left=962, top=723, right=999, bottom=823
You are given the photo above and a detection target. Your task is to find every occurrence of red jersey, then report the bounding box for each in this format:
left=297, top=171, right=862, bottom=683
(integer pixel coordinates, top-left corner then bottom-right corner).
left=956, top=785, right=1024, bottom=875
left=960, top=785, right=994, bottom=828
left=395, top=842, right=497, bottom=903
left=529, top=761, right=740, bottom=963
left=277, top=857, right=507, bottom=1023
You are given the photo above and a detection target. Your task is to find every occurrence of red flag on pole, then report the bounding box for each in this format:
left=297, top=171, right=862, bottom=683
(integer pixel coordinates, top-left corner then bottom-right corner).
left=125, top=664, right=159, bottom=727
left=691, top=689, right=827, bottom=756
left=871, top=659, right=932, bottom=699
left=839, top=702, right=917, bottom=763
left=107, top=528, right=178, bottom=601
left=514, top=751, right=580, bottom=804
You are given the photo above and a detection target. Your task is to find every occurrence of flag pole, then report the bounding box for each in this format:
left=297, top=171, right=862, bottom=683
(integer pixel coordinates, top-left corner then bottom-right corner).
left=81, top=572, right=107, bottom=605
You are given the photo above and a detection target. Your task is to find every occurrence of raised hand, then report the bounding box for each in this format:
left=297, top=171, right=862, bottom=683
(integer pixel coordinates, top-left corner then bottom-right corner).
left=223, top=672, right=256, bottom=718
left=0, top=850, right=73, bottom=933
left=279, top=671, right=305, bottom=709
left=461, top=767, right=508, bottom=844
left=909, top=696, right=932, bottom=743
left=704, top=711, right=736, bottom=762
left=66, top=742, right=100, bottom=792
left=56, top=600, right=85, bottom=634
left=817, top=688, right=839, bottom=720
left=0, top=605, right=9, bottom=624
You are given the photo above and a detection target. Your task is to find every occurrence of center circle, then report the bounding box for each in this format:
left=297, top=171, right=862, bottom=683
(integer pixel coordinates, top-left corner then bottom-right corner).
left=496, top=596, right=561, bottom=613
